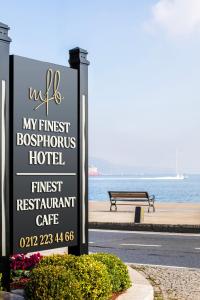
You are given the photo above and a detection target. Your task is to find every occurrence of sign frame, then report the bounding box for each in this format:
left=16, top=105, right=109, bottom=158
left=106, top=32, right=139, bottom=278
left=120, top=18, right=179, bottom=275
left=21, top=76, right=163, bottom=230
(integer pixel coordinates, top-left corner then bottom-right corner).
left=0, top=22, right=89, bottom=290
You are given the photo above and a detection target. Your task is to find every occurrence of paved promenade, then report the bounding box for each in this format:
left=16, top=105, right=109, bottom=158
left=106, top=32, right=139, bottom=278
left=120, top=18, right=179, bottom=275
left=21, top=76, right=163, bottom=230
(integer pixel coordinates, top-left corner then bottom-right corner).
left=133, top=264, right=200, bottom=300
left=89, top=201, right=200, bottom=225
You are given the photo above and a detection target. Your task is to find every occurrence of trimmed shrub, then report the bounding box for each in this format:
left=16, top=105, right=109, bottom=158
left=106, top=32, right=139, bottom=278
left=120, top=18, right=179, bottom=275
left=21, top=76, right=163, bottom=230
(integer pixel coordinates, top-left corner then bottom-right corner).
left=25, top=265, right=82, bottom=300
left=39, top=253, right=75, bottom=267
left=71, top=255, right=112, bottom=300
left=90, top=253, right=131, bottom=292
left=39, top=254, right=112, bottom=300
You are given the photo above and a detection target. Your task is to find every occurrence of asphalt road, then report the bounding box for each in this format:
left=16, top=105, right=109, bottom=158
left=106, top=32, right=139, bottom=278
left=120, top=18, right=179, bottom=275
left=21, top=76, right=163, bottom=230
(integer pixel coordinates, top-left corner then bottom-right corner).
left=89, top=229, right=200, bottom=268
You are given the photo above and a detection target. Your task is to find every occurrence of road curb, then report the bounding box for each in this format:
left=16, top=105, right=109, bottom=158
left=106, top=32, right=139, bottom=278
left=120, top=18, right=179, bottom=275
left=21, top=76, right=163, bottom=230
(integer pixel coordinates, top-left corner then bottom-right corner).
left=89, top=222, right=200, bottom=233
left=118, top=266, right=153, bottom=300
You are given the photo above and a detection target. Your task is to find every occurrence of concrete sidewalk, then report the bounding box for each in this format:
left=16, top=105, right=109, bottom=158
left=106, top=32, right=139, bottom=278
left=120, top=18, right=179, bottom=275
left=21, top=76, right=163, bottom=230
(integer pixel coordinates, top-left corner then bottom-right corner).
left=89, top=201, right=200, bottom=232
left=118, top=266, right=153, bottom=300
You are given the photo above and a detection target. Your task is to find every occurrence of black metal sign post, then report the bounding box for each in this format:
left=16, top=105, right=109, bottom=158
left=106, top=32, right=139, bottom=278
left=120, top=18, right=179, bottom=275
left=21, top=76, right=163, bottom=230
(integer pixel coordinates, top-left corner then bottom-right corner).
left=0, top=22, right=11, bottom=290
left=0, top=21, right=89, bottom=290
left=68, top=48, right=89, bottom=255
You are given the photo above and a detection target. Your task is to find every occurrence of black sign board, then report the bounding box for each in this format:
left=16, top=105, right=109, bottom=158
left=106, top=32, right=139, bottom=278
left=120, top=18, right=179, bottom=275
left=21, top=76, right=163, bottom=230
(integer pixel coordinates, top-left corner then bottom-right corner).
left=10, top=56, right=78, bottom=253
left=0, top=21, right=89, bottom=288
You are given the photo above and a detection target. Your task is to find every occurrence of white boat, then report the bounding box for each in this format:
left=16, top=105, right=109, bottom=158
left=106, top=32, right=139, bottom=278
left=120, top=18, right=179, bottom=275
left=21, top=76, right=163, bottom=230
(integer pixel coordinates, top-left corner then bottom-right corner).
left=175, top=174, right=185, bottom=180
left=175, top=149, right=185, bottom=180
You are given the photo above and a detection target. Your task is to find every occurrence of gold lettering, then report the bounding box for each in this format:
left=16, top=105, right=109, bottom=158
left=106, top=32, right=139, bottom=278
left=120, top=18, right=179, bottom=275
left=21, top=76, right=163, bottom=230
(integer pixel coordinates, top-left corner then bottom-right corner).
left=19, top=231, right=75, bottom=248
left=28, top=68, right=64, bottom=115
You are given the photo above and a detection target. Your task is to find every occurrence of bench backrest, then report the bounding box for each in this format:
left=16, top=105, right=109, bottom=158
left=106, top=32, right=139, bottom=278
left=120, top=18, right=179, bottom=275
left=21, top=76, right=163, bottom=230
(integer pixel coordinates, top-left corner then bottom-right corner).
left=108, top=191, right=149, bottom=199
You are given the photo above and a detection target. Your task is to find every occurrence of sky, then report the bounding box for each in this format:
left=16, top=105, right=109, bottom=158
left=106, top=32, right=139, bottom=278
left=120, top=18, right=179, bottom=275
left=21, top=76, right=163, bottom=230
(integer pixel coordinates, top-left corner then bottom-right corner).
left=1, top=0, right=200, bottom=173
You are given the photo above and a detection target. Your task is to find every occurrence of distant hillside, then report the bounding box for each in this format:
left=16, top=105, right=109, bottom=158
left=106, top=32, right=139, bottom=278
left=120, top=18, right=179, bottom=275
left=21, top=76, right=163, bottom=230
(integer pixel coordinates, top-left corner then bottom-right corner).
left=89, top=157, right=174, bottom=175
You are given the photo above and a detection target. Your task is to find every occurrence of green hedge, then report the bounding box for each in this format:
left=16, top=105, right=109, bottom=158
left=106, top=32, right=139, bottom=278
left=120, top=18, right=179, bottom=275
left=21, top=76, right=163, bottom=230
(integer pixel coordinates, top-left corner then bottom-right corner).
left=69, top=255, right=112, bottom=300
left=39, top=253, right=75, bottom=268
left=26, top=265, right=81, bottom=300
left=27, top=253, right=131, bottom=300
left=30, top=254, right=112, bottom=300
left=90, top=253, right=131, bottom=292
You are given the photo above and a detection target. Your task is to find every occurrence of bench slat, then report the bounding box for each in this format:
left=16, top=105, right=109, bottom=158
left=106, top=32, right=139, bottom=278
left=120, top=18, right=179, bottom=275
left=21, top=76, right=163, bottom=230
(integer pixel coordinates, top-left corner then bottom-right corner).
left=111, top=199, right=149, bottom=202
left=108, top=191, right=155, bottom=213
left=110, top=192, right=148, bottom=199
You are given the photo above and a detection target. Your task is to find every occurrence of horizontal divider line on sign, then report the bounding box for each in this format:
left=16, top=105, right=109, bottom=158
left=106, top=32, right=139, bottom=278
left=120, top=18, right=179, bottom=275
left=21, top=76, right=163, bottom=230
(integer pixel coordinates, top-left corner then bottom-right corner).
left=16, top=173, right=77, bottom=176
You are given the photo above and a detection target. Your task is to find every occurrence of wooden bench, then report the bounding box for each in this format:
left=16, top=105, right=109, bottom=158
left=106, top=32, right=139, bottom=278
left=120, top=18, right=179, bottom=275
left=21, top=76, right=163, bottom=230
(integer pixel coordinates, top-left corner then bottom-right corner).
left=108, top=191, right=155, bottom=213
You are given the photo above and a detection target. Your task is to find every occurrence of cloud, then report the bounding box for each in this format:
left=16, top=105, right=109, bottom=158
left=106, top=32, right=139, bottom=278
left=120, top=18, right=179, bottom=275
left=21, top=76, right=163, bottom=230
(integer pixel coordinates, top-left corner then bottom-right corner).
left=147, top=0, right=200, bottom=37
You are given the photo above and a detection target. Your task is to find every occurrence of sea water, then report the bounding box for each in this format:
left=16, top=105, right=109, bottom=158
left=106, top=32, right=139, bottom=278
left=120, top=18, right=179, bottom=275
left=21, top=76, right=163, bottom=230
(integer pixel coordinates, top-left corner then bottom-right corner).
left=89, top=175, right=200, bottom=203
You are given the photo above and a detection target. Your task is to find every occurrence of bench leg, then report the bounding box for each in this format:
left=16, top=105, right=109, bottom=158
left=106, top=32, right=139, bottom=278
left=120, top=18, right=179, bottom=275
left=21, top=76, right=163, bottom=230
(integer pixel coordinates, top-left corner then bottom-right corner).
left=150, top=201, right=155, bottom=212
left=148, top=201, right=150, bottom=213
left=110, top=202, right=117, bottom=211
left=148, top=201, right=155, bottom=213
